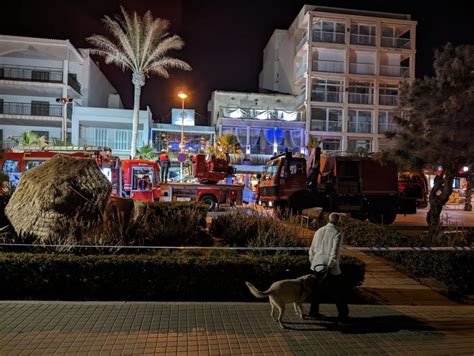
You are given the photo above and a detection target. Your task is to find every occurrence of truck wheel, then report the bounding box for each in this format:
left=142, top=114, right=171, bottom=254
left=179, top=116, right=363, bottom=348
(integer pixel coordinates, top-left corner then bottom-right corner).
left=200, top=195, right=217, bottom=210
left=369, top=205, right=396, bottom=225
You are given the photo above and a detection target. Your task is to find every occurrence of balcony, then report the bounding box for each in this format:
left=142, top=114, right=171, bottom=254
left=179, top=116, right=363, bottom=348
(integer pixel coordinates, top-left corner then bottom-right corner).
left=348, top=93, right=373, bottom=105
left=312, top=60, right=344, bottom=73
left=379, top=94, right=398, bottom=106
left=349, top=63, right=375, bottom=75
left=296, top=35, right=307, bottom=53
left=311, top=91, right=343, bottom=103
left=296, top=93, right=306, bottom=108
left=310, top=120, right=342, bottom=132
left=378, top=122, right=399, bottom=133
left=228, top=153, right=273, bottom=165
left=0, top=101, right=72, bottom=119
left=295, top=64, right=307, bottom=80
left=0, top=64, right=82, bottom=94
left=381, top=36, right=411, bottom=49
left=348, top=121, right=372, bottom=134
left=350, top=34, right=376, bottom=46
left=380, top=65, right=409, bottom=77
left=313, top=30, right=345, bottom=44
left=221, top=107, right=300, bottom=121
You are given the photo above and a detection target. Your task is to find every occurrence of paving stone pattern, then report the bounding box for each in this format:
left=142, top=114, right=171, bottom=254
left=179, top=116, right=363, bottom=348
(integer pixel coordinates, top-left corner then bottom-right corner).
left=1, top=301, right=474, bottom=355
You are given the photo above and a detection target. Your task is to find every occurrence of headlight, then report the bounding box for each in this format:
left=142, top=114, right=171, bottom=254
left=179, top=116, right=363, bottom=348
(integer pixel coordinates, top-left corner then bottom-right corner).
left=268, top=201, right=273, bottom=207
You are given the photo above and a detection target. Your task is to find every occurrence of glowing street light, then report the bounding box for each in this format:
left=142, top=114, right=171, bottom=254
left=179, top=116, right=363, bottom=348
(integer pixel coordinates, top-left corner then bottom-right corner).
left=177, top=91, right=187, bottom=182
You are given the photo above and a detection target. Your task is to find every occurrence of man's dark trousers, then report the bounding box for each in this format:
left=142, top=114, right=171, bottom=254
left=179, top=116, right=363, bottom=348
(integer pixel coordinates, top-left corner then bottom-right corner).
left=309, top=273, right=349, bottom=318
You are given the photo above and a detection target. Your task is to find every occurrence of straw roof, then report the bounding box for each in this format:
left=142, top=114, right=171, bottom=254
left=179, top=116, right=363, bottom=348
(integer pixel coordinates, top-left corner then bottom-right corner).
left=5, top=155, right=111, bottom=242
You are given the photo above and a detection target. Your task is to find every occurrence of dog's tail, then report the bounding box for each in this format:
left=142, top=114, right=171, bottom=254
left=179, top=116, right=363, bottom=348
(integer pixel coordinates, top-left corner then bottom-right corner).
left=245, top=281, right=272, bottom=298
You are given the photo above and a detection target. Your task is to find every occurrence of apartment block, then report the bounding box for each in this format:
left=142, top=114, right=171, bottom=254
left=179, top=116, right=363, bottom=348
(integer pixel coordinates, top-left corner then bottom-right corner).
left=259, top=5, right=416, bottom=153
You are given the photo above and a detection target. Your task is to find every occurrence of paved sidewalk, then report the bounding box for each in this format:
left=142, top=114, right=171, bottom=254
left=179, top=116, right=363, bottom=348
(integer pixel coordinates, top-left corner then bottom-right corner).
left=1, top=301, right=474, bottom=355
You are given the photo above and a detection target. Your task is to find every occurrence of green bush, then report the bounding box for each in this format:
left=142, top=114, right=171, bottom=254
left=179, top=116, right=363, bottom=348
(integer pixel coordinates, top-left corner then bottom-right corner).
left=210, top=210, right=306, bottom=248
left=0, top=252, right=365, bottom=301
left=340, top=216, right=474, bottom=295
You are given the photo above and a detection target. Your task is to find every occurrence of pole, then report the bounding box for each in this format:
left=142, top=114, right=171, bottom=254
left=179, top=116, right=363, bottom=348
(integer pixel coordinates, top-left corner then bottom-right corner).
left=63, top=102, right=67, bottom=146
left=180, top=98, right=185, bottom=182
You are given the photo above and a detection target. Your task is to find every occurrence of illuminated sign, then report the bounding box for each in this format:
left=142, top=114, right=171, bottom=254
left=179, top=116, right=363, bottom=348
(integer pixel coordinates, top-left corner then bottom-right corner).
left=172, top=108, right=195, bottom=126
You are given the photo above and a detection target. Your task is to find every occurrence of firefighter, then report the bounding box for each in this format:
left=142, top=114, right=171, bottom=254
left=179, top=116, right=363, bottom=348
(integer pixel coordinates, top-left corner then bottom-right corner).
left=159, top=150, right=170, bottom=183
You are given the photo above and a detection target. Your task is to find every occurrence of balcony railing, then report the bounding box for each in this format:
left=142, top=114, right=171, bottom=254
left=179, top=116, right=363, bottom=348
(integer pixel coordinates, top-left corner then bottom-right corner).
left=0, top=64, right=63, bottom=83
left=296, top=35, right=307, bottom=53
left=312, top=60, right=344, bottom=73
left=310, top=120, right=342, bottom=132
left=349, top=63, right=375, bottom=75
left=378, top=123, right=399, bottom=133
left=380, top=65, right=409, bottom=77
left=313, top=30, right=345, bottom=44
left=311, top=91, right=343, bottom=103
left=0, top=101, right=72, bottom=119
left=348, top=92, right=373, bottom=105
left=296, top=93, right=305, bottom=108
left=295, top=64, right=307, bottom=79
left=379, top=94, right=398, bottom=106
left=348, top=121, right=372, bottom=134
left=0, top=65, right=82, bottom=93
left=381, top=36, right=411, bottom=49
left=350, top=34, right=376, bottom=46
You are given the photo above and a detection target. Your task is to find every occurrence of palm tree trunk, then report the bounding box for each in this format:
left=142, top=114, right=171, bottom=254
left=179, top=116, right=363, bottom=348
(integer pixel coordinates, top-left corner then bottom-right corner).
left=130, top=73, right=145, bottom=158
left=427, top=172, right=455, bottom=231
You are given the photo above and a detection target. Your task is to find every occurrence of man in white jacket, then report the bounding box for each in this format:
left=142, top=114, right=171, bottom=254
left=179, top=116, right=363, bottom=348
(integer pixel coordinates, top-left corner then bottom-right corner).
left=306, top=213, right=349, bottom=322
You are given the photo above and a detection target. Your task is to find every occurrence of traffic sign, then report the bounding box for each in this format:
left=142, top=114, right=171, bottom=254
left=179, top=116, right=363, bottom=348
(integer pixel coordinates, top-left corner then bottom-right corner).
left=177, top=152, right=187, bottom=162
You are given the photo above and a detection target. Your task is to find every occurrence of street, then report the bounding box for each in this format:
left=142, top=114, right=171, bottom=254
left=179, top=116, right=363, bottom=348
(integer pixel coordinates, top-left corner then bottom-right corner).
left=394, top=207, right=474, bottom=227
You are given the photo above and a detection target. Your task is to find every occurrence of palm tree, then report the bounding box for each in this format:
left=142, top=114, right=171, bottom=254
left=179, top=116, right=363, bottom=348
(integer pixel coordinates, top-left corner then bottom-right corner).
left=136, top=145, right=157, bottom=160
left=208, top=133, right=242, bottom=161
left=87, top=6, right=191, bottom=157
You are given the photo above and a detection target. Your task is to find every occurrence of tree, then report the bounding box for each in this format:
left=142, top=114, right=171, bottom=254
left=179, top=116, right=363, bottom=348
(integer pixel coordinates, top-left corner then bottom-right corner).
left=136, top=145, right=157, bottom=160
left=389, top=44, right=474, bottom=229
left=87, top=6, right=191, bottom=157
left=208, top=133, right=242, bottom=161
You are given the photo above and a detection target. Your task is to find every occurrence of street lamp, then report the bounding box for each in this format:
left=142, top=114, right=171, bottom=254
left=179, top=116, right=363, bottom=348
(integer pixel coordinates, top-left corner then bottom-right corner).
left=56, top=97, right=73, bottom=146
left=177, top=91, right=187, bottom=182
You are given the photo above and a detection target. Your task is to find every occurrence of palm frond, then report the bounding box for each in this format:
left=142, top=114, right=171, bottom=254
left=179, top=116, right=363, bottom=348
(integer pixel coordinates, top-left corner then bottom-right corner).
left=86, top=35, right=133, bottom=71
left=143, top=35, right=186, bottom=69
left=101, top=15, right=137, bottom=70
left=146, top=57, right=192, bottom=76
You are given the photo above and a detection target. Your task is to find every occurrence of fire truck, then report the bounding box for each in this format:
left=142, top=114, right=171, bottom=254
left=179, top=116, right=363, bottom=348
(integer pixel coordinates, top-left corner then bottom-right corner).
left=257, top=150, right=423, bottom=225
left=0, top=146, right=161, bottom=202
left=159, top=153, right=243, bottom=208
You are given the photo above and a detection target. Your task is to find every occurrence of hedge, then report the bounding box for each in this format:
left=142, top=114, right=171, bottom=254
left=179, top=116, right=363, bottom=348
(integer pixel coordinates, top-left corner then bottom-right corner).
left=0, top=252, right=365, bottom=301
left=340, top=217, right=474, bottom=296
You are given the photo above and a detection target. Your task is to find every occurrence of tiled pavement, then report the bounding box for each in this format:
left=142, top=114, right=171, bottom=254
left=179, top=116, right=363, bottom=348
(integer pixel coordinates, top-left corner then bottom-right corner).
left=1, top=301, right=474, bottom=355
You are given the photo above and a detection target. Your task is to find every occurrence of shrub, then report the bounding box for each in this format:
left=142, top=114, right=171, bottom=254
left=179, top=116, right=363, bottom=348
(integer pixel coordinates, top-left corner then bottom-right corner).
left=0, top=252, right=365, bottom=301
left=210, top=210, right=306, bottom=248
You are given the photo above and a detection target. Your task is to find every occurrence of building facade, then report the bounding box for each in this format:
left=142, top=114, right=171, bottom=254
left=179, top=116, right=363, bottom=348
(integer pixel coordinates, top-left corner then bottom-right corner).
left=0, top=35, right=121, bottom=147
left=259, top=5, right=417, bottom=153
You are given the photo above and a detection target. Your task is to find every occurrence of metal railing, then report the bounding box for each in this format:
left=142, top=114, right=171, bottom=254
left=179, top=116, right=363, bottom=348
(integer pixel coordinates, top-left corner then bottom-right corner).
left=0, top=101, right=71, bottom=118
left=381, top=36, right=411, bottom=49
left=67, top=74, right=82, bottom=94
left=349, top=63, right=375, bottom=75
left=350, top=33, right=376, bottom=46
left=295, top=64, right=307, bottom=79
left=313, top=30, right=345, bottom=44
left=348, top=121, right=372, bottom=133
left=296, top=35, right=307, bottom=53
left=312, top=60, right=344, bottom=73
left=0, top=64, right=63, bottom=83
left=380, top=65, right=409, bottom=77
left=310, top=120, right=342, bottom=132
left=379, top=94, right=398, bottom=106
left=296, top=93, right=306, bottom=108
left=348, top=92, right=373, bottom=105
left=311, top=91, right=343, bottom=103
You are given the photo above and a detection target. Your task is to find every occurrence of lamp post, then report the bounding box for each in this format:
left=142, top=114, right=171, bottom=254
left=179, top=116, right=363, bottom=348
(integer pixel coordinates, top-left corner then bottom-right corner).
left=177, top=91, right=187, bottom=182
left=56, top=97, right=73, bottom=146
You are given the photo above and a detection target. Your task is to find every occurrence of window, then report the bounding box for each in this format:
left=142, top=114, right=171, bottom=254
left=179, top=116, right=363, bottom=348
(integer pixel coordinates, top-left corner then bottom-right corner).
left=379, top=84, right=399, bottom=106
left=311, top=79, right=343, bottom=103
left=378, top=111, right=398, bottom=133
left=280, top=160, right=304, bottom=178
left=320, top=139, right=341, bottom=152
left=348, top=110, right=372, bottom=133
left=0, top=99, right=3, bottom=114
left=313, top=20, right=345, bottom=43
left=310, top=108, right=343, bottom=132
left=347, top=139, right=372, bottom=153
left=31, top=70, right=50, bottom=82
left=115, top=130, right=131, bottom=151
left=25, top=160, right=46, bottom=170
left=263, top=159, right=279, bottom=180
left=2, top=160, right=19, bottom=173
left=132, top=166, right=155, bottom=191
left=350, top=24, right=376, bottom=46
left=348, top=81, right=374, bottom=104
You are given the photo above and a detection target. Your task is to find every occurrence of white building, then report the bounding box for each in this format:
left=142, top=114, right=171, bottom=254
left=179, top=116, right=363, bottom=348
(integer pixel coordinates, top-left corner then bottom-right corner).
left=0, top=35, right=122, bottom=147
left=72, top=105, right=153, bottom=158
left=259, top=5, right=417, bottom=153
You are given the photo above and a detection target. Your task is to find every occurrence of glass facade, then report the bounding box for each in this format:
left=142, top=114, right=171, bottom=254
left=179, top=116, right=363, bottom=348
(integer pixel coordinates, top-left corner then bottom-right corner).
left=310, top=108, right=343, bottom=132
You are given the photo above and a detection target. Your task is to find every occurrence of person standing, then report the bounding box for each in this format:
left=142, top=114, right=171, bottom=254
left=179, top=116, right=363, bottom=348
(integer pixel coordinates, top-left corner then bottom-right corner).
left=159, top=150, right=170, bottom=183
left=306, top=213, right=349, bottom=323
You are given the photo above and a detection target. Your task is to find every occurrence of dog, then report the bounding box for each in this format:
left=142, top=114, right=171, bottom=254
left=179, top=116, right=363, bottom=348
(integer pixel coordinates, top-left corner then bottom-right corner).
left=245, top=274, right=316, bottom=328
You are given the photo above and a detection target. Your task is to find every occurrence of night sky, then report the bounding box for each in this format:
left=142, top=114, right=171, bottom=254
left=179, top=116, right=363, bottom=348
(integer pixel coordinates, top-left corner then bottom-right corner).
left=1, top=0, right=473, bottom=125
